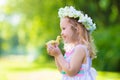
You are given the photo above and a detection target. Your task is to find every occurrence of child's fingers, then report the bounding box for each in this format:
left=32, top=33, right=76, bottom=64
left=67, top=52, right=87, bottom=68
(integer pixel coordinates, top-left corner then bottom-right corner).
left=54, top=43, right=58, bottom=46
left=47, top=44, right=54, bottom=52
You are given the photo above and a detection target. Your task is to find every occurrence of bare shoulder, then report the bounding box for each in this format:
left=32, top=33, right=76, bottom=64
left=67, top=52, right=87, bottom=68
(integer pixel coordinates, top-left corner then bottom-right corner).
left=74, top=44, right=87, bottom=54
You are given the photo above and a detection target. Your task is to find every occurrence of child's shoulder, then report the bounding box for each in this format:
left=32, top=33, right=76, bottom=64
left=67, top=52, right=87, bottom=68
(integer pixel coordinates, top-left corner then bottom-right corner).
left=74, top=44, right=89, bottom=57
left=74, top=44, right=87, bottom=53
left=75, top=44, right=87, bottom=49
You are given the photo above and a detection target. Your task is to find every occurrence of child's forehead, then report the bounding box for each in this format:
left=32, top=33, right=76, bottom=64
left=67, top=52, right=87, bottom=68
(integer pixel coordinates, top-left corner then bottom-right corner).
left=60, top=18, right=69, bottom=23
left=60, top=18, right=72, bottom=27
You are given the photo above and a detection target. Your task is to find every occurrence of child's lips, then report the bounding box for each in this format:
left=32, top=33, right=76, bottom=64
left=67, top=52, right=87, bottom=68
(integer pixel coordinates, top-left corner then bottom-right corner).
left=62, top=36, right=66, bottom=40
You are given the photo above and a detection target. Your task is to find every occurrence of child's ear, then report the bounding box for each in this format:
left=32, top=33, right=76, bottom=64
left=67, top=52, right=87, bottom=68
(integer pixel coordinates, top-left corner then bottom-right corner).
left=71, top=25, right=79, bottom=34
left=75, top=27, right=79, bottom=33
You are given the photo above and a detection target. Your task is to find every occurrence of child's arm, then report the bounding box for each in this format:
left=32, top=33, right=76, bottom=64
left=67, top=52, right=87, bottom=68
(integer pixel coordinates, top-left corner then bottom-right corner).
left=55, top=58, right=62, bottom=72
left=55, top=46, right=85, bottom=77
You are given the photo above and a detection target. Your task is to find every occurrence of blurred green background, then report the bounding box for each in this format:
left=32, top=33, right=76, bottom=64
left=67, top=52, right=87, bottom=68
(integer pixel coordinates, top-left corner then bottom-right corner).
left=0, top=0, right=120, bottom=80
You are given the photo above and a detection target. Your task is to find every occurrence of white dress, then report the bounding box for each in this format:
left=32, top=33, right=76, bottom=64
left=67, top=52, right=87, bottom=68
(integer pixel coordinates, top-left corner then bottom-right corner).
left=61, top=44, right=97, bottom=80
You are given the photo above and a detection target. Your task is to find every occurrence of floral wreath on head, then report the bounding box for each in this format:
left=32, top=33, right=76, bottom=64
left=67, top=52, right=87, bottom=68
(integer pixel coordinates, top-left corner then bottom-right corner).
left=58, top=6, right=96, bottom=33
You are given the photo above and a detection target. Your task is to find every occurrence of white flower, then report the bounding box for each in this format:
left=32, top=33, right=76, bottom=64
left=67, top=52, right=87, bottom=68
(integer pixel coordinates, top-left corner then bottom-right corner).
left=58, top=6, right=96, bottom=33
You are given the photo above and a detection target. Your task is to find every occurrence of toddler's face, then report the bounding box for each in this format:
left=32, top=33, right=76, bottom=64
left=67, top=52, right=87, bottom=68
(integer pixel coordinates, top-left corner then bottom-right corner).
left=60, top=17, right=75, bottom=43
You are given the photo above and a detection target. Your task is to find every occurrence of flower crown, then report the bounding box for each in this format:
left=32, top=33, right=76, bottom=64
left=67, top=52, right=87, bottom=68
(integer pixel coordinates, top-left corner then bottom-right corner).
left=58, top=6, right=96, bottom=33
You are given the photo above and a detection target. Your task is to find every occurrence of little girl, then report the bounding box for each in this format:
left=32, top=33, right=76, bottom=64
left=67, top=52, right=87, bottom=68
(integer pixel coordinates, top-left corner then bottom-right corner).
left=46, top=6, right=97, bottom=80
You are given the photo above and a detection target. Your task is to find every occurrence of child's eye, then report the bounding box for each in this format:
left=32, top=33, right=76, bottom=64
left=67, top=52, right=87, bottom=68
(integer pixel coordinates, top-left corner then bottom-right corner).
left=62, top=28, right=65, bottom=30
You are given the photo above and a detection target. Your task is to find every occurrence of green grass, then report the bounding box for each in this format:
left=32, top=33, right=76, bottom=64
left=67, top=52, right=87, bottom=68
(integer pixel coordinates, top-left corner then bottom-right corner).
left=0, top=56, right=120, bottom=80
left=97, top=71, right=120, bottom=80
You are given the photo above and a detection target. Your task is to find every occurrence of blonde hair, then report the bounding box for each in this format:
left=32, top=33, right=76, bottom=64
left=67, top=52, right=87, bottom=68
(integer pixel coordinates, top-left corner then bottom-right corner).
left=67, top=17, right=97, bottom=59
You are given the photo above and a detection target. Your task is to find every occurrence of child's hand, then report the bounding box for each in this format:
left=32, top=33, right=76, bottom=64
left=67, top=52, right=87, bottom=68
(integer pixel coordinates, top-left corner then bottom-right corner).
left=46, top=36, right=62, bottom=57
left=46, top=43, right=61, bottom=57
